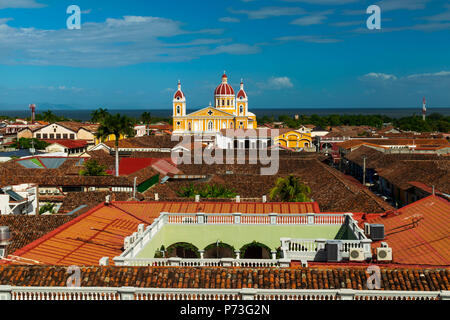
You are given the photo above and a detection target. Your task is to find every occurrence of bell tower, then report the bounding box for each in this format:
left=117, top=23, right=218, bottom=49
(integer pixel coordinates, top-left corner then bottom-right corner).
left=236, top=79, right=248, bottom=116
left=173, top=80, right=186, bottom=117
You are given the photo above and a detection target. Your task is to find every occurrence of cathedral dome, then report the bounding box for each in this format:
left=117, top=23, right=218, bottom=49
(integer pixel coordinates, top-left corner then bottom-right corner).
left=214, top=73, right=235, bottom=95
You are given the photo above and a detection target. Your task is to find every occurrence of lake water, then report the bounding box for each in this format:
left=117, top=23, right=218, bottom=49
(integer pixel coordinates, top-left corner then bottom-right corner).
left=1, top=107, right=449, bottom=121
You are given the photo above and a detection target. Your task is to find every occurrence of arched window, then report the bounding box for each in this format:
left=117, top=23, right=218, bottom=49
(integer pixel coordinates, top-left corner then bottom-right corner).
left=230, top=122, right=234, bottom=129
left=208, top=121, right=214, bottom=131
left=239, top=105, right=243, bottom=114
left=176, top=106, right=180, bottom=114
left=188, top=122, right=192, bottom=131
left=227, top=100, right=230, bottom=106
left=222, top=99, right=225, bottom=106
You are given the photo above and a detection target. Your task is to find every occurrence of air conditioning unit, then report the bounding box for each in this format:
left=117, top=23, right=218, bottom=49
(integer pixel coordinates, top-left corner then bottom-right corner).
left=326, top=241, right=342, bottom=262
left=369, top=224, right=385, bottom=241
left=377, top=247, right=393, bottom=261
left=349, top=248, right=365, bottom=261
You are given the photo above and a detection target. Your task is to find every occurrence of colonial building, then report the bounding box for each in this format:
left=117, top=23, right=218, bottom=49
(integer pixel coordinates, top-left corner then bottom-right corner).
left=172, top=73, right=257, bottom=134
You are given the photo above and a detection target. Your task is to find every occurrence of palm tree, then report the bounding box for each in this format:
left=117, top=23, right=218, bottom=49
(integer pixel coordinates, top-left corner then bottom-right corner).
left=42, top=110, right=57, bottom=123
left=91, top=108, right=109, bottom=123
left=140, top=112, right=152, bottom=125
left=96, top=113, right=136, bottom=177
left=269, top=175, right=311, bottom=202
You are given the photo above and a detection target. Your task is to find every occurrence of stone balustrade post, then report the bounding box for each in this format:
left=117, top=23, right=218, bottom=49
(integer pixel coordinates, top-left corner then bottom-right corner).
left=155, top=193, right=159, bottom=201
left=233, top=212, right=241, bottom=224
left=269, top=213, right=277, bottom=225
left=271, top=250, right=277, bottom=260
left=262, top=195, right=267, bottom=203
left=195, top=195, right=200, bottom=202
left=307, top=213, right=315, bottom=225
left=161, top=212, right=169, bottom=224
left=278, top=258, right=291, bottom=268
left=221, top=258, right=234, bottom=267
left=168, top=257, right=182, bottom=266
left=339, top=289, right=356, bottom=300
left=0, top=286, right=12, bottom=300
left=199, top=250, right=205, bottom=259
left=240, top=288, right=257, bottom=300
left=118, top=287, right=136, bottom=300
left=138, top=224, right=145, bottom=236
left=234, top=250, right=241, bottom=259
left=196, top=212, right=205, bottom=224
left=236, top=195, right=241, bottom=203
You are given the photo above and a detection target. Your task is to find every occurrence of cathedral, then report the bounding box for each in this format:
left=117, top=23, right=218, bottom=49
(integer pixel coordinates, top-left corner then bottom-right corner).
left=172, top=73, right=257, bottom=134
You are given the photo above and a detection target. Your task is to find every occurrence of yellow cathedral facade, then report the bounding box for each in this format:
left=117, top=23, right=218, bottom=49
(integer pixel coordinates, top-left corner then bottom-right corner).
left=172, top=73, right=257, bottom=134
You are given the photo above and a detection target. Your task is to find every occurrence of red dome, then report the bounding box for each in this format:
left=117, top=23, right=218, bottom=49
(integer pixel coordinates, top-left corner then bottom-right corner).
left=237, top=89, right=247, bottom=99
left=215, top=73, right=234, bottom=95
left=215, top=83, right=235, bottom=95
left=173, top=80, right=185, bottom=100
left=174, top=90, right=184, bottom=100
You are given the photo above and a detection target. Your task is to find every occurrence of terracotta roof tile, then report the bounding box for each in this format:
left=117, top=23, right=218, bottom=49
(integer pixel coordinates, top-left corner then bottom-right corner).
left=0, top=266, right=447, bottom=291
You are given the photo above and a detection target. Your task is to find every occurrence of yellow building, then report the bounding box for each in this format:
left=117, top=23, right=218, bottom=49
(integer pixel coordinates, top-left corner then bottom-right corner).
left=274, top=129, right=312, bottom=150
left=172, top=73, right=257, bottom=134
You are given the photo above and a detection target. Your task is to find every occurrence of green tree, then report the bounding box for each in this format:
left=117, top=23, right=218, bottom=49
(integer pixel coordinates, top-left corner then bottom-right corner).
left=79, top=159, right=108, bottom=176
left=269, top=175, right=311, bottom=202
left=91, top=108, right=109, bottom=123
left=42, top=110, right=58, bottom=123
left=39, top=203, right=56, bottom=215
left=12, top=138, right=49, bottom=150
left=140, top=112, right=152, bottom=125
left=96, top=113, right=136, bottom=177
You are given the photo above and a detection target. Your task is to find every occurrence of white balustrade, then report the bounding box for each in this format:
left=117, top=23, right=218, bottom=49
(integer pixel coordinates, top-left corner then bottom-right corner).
left=1, top=286, right=445, bottom=301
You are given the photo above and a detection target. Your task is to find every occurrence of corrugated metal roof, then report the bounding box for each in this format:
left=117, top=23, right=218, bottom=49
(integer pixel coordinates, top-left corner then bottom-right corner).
left=40, top=158, right=67, bottom=169
left=367, top=195, right=450, bottom=266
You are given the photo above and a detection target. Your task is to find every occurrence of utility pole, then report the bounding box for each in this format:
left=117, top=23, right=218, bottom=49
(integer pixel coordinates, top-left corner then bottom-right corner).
left=362, top=156, right=367, bottom=186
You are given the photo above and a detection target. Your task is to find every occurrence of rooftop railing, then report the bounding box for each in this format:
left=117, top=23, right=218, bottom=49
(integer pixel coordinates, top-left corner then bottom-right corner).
left=111, top=212, right=368, bottom=267
left=0, top=286, right=447, bottom=301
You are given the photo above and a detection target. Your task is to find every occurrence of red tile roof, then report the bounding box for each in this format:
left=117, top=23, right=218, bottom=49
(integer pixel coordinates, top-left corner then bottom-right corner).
left=44, top=139, right=88, bottom=149
left=364, top=195, right=450, bottom=266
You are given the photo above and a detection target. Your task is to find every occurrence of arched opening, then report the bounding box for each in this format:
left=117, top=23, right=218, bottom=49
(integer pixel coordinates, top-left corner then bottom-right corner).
left=176, top=106, right=180, bottom=115
left=204, top=242, right=235, bottom=258
left=188, top=122, right=192, bottom=131
left=239, top=105, right=243, bottom=114
left=240, top=241, right=271, bottom=259
left=167, top=242, right=200, bottom=258
left=207, top=121, right=214, bottom=131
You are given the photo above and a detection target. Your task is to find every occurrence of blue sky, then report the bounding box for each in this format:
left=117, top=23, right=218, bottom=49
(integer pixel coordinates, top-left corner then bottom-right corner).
left=0, top=0, right=449, bottom=110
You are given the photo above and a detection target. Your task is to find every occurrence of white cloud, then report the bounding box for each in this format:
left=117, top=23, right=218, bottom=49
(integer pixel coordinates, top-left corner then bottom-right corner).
left=209, top=44, right=260, bottom=55
left=282, top=0, right=357, bottom=4
left=277, top=35, right=340, bottom=43
left=219, top=17, right=240, bottom=23
left=291, top=10, right=333, bottom=26
left=362, top=73, right=398, bottom=80
left=0, top=0, right=45, bottom=9
left=376, top=0, right=430, bottom=11
left=268, top=77, right=294, bottom=89
left=361, top=71, right=450, bottom=82
left=407, top=71, right=450, bottom=79
left=230, top=7, right=305, bottom=19
left=0, top=15, right=258, bottom=67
